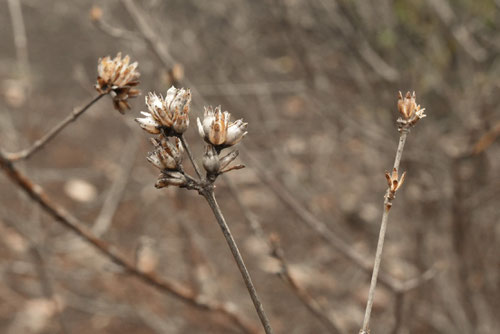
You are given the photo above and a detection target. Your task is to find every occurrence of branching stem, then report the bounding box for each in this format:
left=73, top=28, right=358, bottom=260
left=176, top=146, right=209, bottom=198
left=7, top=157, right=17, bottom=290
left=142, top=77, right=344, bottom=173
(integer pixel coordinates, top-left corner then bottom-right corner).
left=6, top=93, right=106, bottom=161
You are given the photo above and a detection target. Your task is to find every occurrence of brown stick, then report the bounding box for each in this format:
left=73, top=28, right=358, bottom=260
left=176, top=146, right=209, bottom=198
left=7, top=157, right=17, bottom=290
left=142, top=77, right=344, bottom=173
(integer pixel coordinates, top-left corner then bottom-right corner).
left=5, top=94, right=106, bottom=162
left=0, top=151, right=257, bottom=334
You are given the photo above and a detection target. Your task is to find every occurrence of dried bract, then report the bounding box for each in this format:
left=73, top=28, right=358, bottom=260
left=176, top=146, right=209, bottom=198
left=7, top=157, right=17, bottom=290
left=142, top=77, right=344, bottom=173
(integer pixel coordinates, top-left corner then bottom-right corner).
left=96, top=53, right=140, bottom=114
left=397, top=91, right=426, bottom=129
left=138, top=87, right=191, bottom=135
left=197, top=106, right=247, bottom=148
left=155, top=171, right=187, bottom=188
left=385, top=168, right=406, bottom=194
left=146, top=136, right=184, bottom=171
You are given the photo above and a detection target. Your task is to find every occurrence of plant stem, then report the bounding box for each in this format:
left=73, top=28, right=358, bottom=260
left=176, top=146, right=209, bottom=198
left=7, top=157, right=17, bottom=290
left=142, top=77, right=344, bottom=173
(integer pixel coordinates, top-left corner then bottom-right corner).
left=180, top=134, right=203, bottom=180
left=202, top=189, right=274, bottom=334
left=0, top=150, right=257, bottom=334
left=6, top=93, right=106, bottom=162
left=360, top=129, right=408, bottom=334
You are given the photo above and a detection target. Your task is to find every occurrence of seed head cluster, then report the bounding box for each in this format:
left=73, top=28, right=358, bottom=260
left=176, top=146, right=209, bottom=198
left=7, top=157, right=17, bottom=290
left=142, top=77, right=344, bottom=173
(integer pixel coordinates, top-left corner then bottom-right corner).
left=95, top=53, right=140, bottom=114
left=136, top=86, right=247, bottom=189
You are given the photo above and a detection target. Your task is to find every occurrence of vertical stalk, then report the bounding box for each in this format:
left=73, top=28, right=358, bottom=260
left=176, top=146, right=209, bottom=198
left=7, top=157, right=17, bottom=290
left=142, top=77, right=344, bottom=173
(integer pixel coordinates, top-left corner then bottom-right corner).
left=202, top=189, right=273, bottom=334
left=360, top=129, right=408, bottom=333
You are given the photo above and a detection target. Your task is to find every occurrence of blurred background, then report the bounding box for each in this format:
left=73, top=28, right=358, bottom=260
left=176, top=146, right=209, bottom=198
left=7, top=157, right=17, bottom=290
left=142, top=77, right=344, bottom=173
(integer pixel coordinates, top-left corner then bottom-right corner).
left=0, top=0, right=499, bottom=333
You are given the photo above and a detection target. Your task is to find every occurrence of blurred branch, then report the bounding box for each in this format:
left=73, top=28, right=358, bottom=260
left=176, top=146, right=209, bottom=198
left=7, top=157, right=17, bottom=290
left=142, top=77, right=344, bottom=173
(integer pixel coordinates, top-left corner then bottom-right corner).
left=0, top=151, right=258, bottom=334
left=426, top=0, right=487, bottom=62
left=243, top=150, right=402, bottom=290
left=4, top=94, right=106, bottom=162
left=7, top=0, right=31, bottom=88
left=269, top=235, right=343, bottom=334
left=90, top=6, right=142, bottom=42
left=92, top=126, right=139, bottom=236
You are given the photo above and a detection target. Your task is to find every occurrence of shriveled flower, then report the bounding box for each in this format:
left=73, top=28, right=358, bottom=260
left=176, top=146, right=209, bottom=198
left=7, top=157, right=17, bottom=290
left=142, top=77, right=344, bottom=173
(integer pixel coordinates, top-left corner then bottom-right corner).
left=146, top=136, right=184, bottom=171
left=385, top=168, right=406, bottom=194
left=197, top=106, right=247, bottom=148
left=138, top=87, right=191, bottom=135
left=96, top=52, right=140, bottom=114
left=155, top=171, right=187, bottom=188
left=397, top=91, right=426, bottom=127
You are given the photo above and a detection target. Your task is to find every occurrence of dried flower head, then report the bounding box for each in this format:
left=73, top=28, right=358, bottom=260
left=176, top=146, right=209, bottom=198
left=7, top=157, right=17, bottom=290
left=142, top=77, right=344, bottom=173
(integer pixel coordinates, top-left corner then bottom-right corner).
left=96, top=53, right=140, bottom=114
left=146, top=136, right=184, bottom=171
left=136, top=87, right=191, bottom=135
left=197, top=106, right=247, bottom=148
left=397, top=91, right=426, bottom=128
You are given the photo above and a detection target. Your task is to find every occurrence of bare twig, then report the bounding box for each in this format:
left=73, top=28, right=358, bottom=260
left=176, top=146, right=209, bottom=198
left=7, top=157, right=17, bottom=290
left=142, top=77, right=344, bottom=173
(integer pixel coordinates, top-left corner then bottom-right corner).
left=5, top=94, right=106, bottom=162
left=201, top=188, right=274, bottom=334
left=360, top=129, right=408, bottom=334
left=0, top=151, right=257, bottom=334
left=270, top=235, right=343, bottom=334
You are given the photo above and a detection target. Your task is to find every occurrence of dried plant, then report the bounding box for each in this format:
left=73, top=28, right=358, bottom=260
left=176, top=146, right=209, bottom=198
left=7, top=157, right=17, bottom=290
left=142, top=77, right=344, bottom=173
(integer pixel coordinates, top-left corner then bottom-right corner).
left=360, top=91, right=426, bottom=334
left=136, top=86, right=272, bottom=333
left=5, top=53, right=140, bottom=161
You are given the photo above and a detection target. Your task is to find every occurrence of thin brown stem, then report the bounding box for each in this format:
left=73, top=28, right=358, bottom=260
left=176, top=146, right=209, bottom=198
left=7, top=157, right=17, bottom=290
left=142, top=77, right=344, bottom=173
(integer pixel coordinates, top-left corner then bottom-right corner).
left=5, top=93, right=106, bottom=162
left=0, top=151, right=257, bottom=334
left=202, top=189, right=274, bottom=334
left=180, top=134, right=203, bottom=180
left=360, top=129, right=408, bottom=334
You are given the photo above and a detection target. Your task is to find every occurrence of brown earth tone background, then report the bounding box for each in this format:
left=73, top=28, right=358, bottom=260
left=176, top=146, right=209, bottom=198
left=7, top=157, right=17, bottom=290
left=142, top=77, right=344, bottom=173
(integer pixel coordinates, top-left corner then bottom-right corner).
left=0, top=0, right=499, bottom=333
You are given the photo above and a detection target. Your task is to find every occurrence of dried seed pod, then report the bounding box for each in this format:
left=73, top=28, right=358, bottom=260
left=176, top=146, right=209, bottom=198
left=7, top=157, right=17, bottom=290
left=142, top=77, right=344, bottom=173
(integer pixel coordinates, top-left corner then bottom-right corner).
left=139, top=86, right=191, bottom=135
left=95, top=53, right=140, bottom=114
left=155, top=171, right=187, bottom=188
left=202, top=145, right=220, bottom=175
left=197, top=106, right=247, bottom=148
left=147, top=136, right=183, bottom=171
left=397, top=91, right=426, bottom=128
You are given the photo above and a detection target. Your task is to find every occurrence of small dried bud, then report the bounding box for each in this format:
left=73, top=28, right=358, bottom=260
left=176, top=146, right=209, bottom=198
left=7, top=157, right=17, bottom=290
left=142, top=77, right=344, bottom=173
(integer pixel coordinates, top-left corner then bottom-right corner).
left=155, top=171, right=187, bottom=188
left=96, top=53, right=140, bottom=114
left=202, top=145, right=220, bottom=175
left=140, top=87, right=191, bottom=135
left=147, top=136, right=183, bottom=171
left=197, top=106, right=248, bottom=148
left=385, top=168, right=406, bottom=194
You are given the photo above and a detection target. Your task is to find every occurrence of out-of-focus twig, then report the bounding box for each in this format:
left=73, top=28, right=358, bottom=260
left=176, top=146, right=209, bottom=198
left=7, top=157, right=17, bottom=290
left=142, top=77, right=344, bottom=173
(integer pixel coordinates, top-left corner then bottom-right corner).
left=92, top=125, right=140, bottom=236
left=7, top=0, right=31, bottom=88
left=5, top=94, right=106, bottom=162
left=269, top=235, right=343, bottom=334
left=0, top=151, right=258, bottom=334
left=243, top=150, right=402, bottom=290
